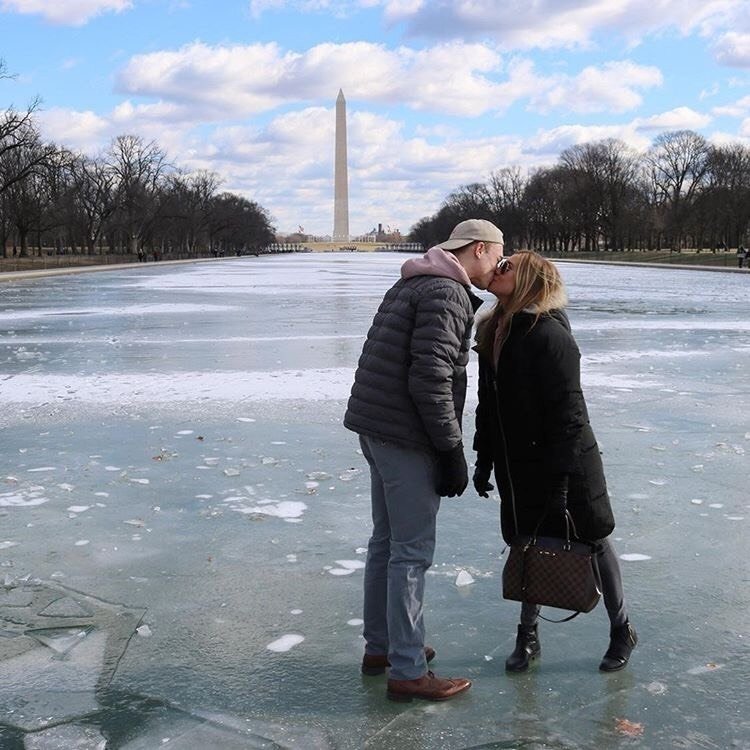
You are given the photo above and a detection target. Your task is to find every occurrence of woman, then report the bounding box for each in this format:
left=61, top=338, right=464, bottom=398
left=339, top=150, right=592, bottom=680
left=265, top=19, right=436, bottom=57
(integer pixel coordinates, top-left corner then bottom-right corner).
left=472, top=251, right=637, bottom=672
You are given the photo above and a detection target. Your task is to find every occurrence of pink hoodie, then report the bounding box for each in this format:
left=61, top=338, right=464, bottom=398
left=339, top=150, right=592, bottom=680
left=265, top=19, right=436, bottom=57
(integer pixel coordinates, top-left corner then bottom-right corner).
left=400, top=246, right=471, bottom=287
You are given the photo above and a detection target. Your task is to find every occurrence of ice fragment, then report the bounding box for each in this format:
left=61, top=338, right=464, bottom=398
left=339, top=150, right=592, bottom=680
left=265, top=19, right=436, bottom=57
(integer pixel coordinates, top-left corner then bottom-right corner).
left=266, top=633, right=304, bottom=652
left=455, top=569, right=475, bottom=587
left=334, top=559, right=365, bottom=570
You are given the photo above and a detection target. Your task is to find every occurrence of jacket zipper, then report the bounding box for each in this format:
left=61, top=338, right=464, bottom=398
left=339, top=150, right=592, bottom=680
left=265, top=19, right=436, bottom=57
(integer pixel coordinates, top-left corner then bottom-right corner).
left=493, top=315, right=519, bottom=538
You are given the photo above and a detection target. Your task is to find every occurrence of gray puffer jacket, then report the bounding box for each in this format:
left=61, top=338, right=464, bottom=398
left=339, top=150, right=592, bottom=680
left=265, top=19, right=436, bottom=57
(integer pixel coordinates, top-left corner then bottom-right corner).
left=344, top=248, right=483, bottom=453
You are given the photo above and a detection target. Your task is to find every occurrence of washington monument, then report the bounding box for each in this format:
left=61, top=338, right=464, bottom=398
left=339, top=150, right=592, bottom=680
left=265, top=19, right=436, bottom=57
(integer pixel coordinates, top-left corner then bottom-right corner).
left=333, top=89, right=349, bottom=241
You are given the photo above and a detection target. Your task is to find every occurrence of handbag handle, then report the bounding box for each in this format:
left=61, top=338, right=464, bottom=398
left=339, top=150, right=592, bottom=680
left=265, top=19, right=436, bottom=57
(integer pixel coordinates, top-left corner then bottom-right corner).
left=530, top=508, right=581, bottom=550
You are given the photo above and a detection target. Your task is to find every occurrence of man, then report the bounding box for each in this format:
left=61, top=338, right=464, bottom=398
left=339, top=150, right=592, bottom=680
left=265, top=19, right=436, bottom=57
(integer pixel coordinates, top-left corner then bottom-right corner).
left=344, top=218, right=504, bottom=702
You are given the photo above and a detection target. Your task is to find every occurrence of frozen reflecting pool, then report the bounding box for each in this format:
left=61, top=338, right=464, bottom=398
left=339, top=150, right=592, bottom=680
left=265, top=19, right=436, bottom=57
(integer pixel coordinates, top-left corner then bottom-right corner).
left=1, top=254, right=749, bottom=749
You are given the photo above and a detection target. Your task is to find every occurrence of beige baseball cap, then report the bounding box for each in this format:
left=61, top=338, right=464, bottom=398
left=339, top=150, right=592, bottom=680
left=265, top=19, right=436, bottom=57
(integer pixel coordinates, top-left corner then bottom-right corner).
left=437, top=219, right=504, bottom=251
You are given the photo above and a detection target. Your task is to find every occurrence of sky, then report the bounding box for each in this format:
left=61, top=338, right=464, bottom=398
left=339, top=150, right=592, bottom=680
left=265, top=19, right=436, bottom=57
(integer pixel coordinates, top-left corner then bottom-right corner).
left=1, top=1, right=750, bottom=239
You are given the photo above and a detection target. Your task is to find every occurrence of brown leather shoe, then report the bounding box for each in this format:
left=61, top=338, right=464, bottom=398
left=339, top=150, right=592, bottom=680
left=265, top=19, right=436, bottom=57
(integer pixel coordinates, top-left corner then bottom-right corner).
left=361, top=646, right=436, bottom=676
left=387, top=670, right=471, bottom=702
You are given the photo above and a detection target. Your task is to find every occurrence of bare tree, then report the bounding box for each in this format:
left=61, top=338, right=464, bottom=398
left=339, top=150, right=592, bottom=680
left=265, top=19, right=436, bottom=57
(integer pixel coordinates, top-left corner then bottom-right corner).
left=645, top=130, right=709, bottom=249
left=106, top=134, right=171, bottom=255
left=1, top=133, right=61, bottom=256
left=66, top=153, right=117, bottom=254
left=523, top=166, right=579, bottom=252
left=696, top=143, right=750, bottom=250
left=207, top=192, right=275, bottom=254
left=0, top=100, right=55, bottom=196
left=486, top=166, right=528, bottom=250
left=160, top=170, right=221, bottom=254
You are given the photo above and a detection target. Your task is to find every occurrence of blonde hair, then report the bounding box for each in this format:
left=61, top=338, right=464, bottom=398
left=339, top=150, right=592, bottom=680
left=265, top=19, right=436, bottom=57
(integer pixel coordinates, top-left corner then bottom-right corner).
left=476, top=251, right=568, bottom=357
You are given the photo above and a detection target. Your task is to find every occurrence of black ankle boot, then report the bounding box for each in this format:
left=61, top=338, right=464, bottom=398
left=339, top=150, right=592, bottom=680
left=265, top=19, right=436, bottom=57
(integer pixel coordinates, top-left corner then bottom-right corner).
left=599, top=621, right=637, bottom=672
left=505, top=624, right=541, bottom=672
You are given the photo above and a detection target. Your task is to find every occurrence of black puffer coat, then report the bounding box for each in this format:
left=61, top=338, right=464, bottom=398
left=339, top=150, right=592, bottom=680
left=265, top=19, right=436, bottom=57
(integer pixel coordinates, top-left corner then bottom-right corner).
left=473, top=309, right=615, bottom=543
left=345, top=274, right=483, bottom=452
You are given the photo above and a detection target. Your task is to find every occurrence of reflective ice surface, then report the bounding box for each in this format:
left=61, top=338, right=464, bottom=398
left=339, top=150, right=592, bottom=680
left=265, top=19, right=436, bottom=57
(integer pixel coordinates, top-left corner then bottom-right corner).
left=1, top=255, right=748, bottom=749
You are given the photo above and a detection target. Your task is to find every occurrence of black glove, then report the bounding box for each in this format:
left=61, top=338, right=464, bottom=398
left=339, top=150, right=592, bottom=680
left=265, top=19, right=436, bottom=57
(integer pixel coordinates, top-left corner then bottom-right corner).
left=473, top=458, right=494, bottom=497
left=436, top=443, right=468, bottom=498
left=547, top=474, right=569, bottom=516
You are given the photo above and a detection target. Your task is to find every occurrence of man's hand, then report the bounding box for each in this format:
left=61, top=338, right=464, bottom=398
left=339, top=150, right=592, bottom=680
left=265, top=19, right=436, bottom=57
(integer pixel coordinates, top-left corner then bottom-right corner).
left=472, top=459, right=494, bottom=497
left=436, top=444, right=469, bottom=497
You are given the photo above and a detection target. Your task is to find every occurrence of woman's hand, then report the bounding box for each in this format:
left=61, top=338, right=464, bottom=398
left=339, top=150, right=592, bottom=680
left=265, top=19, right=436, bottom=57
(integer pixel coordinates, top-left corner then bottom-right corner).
left=473, top=460, right=494, bottom=497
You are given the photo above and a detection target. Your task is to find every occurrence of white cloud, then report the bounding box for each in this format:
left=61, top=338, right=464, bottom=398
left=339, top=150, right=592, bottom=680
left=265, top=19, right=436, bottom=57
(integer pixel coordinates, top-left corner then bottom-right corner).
left=525, top=123, right=653, bottom=157
left=372, top=0, right=744, bottom=49
left=0, top=0, right=132, bottom=25
left=530, top=61, right=663, bottom=114
left=111, top=99, right=191, bottom=125
left=117, top=40, right=664, bottom=121
left=712, top=95, right=750, bottom=118
left=713, top=32, right=750, bottom=67
left=634, top=106, right=711, bottom=131
left=709, top=127, right=750, bottom=147
left=36, top=108, right=110, bottom=150
left=117, top=40, right=508, bottom=118
left=699, top=83, right=720, bottom=100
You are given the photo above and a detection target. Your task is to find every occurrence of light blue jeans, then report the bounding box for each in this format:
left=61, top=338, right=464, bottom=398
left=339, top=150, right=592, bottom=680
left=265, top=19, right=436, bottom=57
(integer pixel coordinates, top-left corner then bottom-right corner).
left=359, top=435, right=441, bottom=681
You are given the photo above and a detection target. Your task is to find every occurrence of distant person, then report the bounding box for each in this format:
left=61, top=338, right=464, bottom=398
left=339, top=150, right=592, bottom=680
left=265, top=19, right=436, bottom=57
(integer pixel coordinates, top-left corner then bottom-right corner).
left=344, top=219, right=505, bottom=702
left=738, top=245, right=746, bottom=269
left=744, top=246, right=750, bottom=268
left=472, top=251, right=637, bottom=673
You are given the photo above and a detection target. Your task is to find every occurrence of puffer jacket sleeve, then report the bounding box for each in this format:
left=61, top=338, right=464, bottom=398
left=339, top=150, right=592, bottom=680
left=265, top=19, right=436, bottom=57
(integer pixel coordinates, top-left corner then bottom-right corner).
left=407, top=284, right=470, bottom=452
left=525, top=318, right=586, bottom=475
left=472, top=352, right=495, bottom=468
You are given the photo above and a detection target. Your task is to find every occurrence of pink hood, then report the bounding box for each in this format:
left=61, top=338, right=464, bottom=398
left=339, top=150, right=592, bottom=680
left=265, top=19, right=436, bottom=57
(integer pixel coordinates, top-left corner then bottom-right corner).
left=400, top=246, right=471, bottom=286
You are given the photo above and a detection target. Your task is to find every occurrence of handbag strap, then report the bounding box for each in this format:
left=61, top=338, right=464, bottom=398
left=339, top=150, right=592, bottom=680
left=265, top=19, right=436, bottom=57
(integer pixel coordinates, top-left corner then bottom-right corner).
left=531, top=508, right=580, bottom=548
left=538, top=609, right=580, bottom=623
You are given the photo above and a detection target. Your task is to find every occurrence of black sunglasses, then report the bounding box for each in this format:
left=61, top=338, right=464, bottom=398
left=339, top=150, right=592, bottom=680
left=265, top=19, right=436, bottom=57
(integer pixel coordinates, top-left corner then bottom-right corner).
left=496, top=258, right=513, bottom=274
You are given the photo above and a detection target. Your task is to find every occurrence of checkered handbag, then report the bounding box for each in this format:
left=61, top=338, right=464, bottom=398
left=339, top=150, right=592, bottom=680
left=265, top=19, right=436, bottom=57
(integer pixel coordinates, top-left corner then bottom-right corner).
left=503, top=512, right=601, bottom=614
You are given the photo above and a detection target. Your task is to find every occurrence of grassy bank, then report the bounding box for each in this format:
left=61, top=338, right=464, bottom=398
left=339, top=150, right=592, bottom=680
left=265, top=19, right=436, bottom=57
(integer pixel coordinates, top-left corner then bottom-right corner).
left=0, top=254, right=153, bottom=273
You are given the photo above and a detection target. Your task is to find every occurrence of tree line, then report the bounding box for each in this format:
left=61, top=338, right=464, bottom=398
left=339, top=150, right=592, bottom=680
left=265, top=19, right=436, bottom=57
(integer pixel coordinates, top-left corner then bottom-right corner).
left=1, top=66, right=275, bottom=260
left=409, top=131, right=750, bottom=255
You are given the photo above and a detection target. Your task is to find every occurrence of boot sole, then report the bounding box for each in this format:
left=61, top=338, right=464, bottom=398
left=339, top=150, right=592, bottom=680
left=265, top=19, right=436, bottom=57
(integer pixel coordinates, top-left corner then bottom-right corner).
left=386, top=686, right=470, bottom=703
left=599, top=659, right=629, bottom=672
left=505, top=651, right=541, bottom=672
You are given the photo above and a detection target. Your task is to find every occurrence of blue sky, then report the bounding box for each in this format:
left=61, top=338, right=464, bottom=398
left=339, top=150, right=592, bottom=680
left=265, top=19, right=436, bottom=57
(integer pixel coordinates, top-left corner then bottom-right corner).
left=2, top=1, right=750, bottom=238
